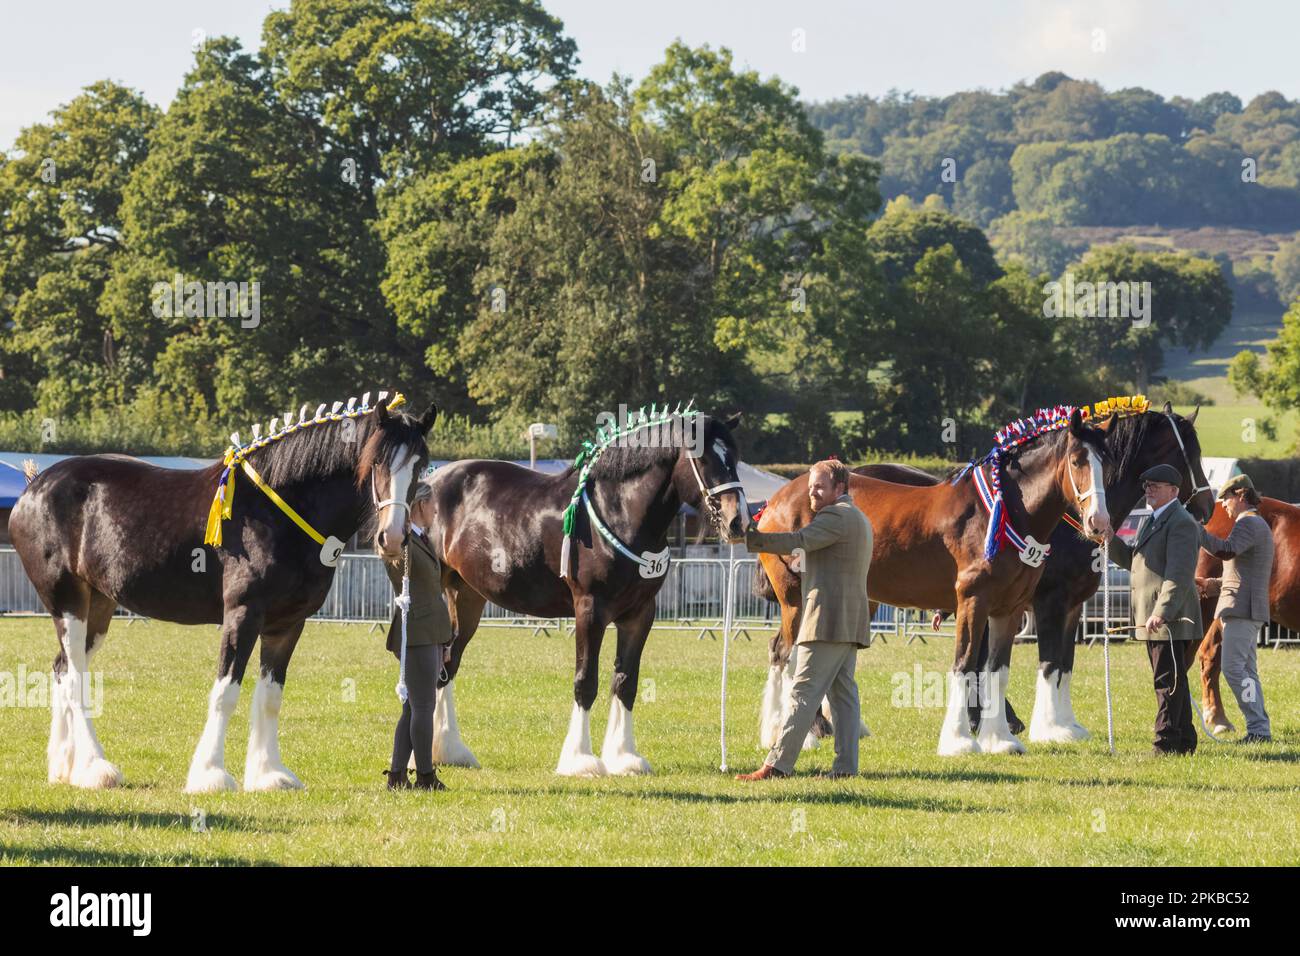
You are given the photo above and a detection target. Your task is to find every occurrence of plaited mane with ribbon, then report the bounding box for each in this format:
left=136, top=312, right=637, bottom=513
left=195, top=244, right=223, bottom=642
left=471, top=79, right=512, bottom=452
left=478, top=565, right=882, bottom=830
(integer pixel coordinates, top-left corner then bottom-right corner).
left=203, top=390, right=406, bottom=567
left=953, top=395, right=1150, bottom=566
left=559, top=401, right=720, bottom=580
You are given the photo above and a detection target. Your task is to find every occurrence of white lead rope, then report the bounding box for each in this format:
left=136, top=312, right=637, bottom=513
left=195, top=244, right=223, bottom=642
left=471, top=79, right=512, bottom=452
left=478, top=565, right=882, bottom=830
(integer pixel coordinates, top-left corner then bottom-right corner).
left=1102, top=537, right=1114, bottom=754
left=395, top=543, right=411, bottom=703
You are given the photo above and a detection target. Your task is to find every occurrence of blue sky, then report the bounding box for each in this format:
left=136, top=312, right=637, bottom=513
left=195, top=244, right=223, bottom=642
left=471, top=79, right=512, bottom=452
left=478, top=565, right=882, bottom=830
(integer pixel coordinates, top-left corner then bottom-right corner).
left=3, top=0, right=1298, bottom=148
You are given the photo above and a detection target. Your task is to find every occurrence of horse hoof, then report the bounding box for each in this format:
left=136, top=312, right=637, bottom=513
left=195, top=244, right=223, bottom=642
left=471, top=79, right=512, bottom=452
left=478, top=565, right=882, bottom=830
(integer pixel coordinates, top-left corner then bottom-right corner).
left=244, top=768, right=304, bottom=791
left=430, top=739, right=481, bottom=769
left=800, top=732, right=821, bottom=751
left=554, top=753, right=608, bottom=777
left=1210, top=723, right=1235, bottom=737
left=858, top=720, right=871, bottom=739
left=70, top=758, right=124, bottom=789
left=602, top=751, right=652, bottom=776
left=1029, top=722, right=1091, bottom=744
left=47, top=752, right=75, bottom=785
left=185, top=765, right=238, bottom=794
left=978, top=734, right=1027, bottom=755
left=937, top=735, right=981, bottom=756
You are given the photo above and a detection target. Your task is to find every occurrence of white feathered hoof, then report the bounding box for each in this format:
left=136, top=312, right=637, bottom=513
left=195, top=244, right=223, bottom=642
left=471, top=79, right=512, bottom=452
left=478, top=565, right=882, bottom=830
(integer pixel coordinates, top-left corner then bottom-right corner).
left=430, top=736, right=481, bottom=769
left=185, top=764, right=238, bottom=794
left=1029, top=720, right=1091, bottom=744
left=937, top=731, right=982, bottom=756
left=554, top=752, right=608, bottom=777
left=602, top=751, right=652, bottom=776
left=244, top=767, right=304, bottom=792
left=977, top=728, right=1027, bottom=755
left=70, top=757, right=124, bottom=790
left=800, top=732, right=821, bottom=751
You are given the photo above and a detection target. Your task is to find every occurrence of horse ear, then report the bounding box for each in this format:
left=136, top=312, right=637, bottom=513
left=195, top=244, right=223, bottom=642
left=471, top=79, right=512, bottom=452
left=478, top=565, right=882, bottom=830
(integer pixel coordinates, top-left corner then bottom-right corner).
left=1188, top=404, right=1200, bottom=425
left=1162, top=400, right=1174, bottom=416
left=1069, top=408, right=1086, bottom=438
left=418, top=402, right=438, bottom=434
left=723, top=411, right=743, bottom=432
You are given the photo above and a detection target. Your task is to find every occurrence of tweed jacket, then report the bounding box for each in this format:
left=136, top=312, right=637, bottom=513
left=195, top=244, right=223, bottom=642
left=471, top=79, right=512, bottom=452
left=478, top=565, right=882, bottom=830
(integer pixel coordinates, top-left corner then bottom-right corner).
left=1108, top=499, right=1203, bottom=641
left=384, top=527, right=454, bottom=657
left=1199, top=511, right=1274, bottom=623
left=745, top=494, right=873, bottom=647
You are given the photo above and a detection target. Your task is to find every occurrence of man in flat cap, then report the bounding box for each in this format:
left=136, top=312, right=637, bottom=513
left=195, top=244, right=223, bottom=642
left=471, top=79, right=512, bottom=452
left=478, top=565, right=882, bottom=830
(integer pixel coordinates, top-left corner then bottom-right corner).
left=1106, top=463, right=1203, bottom=755
left=1197, top=474, right=1274, bottom=743
left=736, top=458, right=872, bottom=780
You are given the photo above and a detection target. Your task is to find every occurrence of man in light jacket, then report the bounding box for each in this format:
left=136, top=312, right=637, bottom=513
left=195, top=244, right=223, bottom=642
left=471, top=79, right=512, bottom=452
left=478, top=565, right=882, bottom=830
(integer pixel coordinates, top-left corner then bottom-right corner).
left=1107, top=464, right=1204, bottom=756
left=736, top=459, right=873, bottom=780
left=1198, top=474, right=1274, bottom=743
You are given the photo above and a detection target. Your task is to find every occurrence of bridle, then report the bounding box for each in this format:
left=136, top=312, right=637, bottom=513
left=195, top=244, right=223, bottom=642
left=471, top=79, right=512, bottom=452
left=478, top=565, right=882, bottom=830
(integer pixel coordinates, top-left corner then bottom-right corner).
left=1163, top=411, right=1212, bottom=502
left=687, top=449, right=748, bottom=526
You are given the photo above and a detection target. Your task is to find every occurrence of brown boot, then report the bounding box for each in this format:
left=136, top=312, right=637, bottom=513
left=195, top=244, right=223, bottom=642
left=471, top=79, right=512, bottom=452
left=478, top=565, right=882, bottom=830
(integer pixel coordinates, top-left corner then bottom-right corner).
left=413, top=769, right=447, bottom=791
left=384, top=768, right=412, bottom=790
left=735, top=764, right=788, bottom=781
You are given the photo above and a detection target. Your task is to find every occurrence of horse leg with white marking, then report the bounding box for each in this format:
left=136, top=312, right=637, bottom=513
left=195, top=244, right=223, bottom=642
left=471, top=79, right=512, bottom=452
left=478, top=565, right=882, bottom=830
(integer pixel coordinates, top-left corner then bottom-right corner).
left=1030, top=601, right=1090, bottom=743
left=58, top=594, right=122, bottom=789
left=975, top=614, right=1026, bottom=755
left=186, top=605, right=261, bottom=793
left=427, top=580, right=482, bottom=768
left=601, top=601, right=655, bottom=775
left=244, top=624, right=305, bottom=791
left=938, top=592, right=987, bottom=755
left=555, top=598, right=608, bottom=777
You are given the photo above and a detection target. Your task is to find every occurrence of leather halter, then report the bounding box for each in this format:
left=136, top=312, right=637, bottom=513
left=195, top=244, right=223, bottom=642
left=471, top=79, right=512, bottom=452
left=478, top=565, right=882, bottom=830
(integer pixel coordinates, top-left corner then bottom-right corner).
left=687, top=450, right=748, bottom=518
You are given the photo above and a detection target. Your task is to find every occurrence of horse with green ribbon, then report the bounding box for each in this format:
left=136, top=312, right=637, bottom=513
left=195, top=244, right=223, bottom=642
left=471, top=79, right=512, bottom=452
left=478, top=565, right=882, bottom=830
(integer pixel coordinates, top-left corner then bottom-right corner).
left=423, top=404, right=746, bottom=776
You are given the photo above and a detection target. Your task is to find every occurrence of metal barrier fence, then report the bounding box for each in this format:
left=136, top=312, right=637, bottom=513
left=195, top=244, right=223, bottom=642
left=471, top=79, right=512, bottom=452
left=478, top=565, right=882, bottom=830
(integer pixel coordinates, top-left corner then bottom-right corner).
left=1, top=546, right=1295, bottom=648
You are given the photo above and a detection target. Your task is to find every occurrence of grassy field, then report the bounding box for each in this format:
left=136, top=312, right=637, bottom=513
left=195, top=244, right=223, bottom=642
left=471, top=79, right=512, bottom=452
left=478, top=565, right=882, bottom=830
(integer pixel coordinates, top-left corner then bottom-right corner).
left=1, top=618, right=1297, bottom=866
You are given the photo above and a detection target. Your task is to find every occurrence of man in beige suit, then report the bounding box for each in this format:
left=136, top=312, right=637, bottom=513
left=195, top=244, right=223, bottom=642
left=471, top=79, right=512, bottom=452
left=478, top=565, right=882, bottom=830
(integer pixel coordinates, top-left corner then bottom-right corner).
left=1198, top=474, right=1274, bottom=743
left=1106, top=464, right=1204, bottom=755
left=736, top=459, right=873, bottom=780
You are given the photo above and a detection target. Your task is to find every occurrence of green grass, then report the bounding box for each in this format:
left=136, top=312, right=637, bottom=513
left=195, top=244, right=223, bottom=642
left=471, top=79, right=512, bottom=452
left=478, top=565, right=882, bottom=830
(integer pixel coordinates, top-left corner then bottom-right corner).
left=1169, top=403, right=1298, bottom=458
left=1, top=619, right=1297, bottom=865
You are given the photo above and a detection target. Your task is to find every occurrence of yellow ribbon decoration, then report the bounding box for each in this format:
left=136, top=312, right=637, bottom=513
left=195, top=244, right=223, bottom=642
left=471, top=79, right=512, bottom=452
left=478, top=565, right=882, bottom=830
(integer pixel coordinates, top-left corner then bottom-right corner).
left=202, top=391, right=409, bottom=549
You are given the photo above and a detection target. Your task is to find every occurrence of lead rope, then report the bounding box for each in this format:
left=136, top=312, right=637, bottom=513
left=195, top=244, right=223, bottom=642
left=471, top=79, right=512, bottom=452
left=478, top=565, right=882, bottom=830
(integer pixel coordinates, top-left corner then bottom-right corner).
left=395, top=543, right=411, bottom=703
left=1102, top=537, right=1114, bottom=754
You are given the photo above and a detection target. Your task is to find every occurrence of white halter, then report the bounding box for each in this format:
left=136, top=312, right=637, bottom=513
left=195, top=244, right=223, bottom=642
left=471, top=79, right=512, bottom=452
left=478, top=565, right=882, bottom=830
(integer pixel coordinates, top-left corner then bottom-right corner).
left=1067, top=444, right=1107, bottom=527
left=1163, top=412, right=1212, bottom=500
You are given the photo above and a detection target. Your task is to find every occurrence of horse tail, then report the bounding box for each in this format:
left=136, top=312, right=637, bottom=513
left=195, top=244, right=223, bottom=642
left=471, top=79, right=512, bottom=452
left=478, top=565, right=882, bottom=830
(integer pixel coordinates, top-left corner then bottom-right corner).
left=752, top=560, right=777, bottom=603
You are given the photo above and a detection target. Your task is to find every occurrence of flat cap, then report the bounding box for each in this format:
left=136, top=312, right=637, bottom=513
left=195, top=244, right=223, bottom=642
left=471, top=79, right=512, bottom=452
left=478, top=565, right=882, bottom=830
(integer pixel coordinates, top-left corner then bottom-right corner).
left=1139, top=463, right=1182, bottom=486
left=1217, top=473, right=1256, bottom=500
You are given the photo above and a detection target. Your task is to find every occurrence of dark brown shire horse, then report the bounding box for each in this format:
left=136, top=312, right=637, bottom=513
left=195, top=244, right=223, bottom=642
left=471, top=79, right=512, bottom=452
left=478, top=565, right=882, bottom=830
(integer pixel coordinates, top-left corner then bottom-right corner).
left=756, top=461, right=1103, bottom=750
left=755, top=404, right=1212, bottom=755
left=424, top=410, right=746, bottom=776
left=1194, top=496, right=1300, bottom=734
left=9, top=393, right=436, bottom=791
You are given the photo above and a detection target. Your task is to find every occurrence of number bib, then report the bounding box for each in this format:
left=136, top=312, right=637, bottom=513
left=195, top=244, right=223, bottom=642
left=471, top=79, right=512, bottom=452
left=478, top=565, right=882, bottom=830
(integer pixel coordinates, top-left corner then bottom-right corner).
left=639, top=548, right=670, bottom=579
left=1018, top=534, right=1050, bottom=568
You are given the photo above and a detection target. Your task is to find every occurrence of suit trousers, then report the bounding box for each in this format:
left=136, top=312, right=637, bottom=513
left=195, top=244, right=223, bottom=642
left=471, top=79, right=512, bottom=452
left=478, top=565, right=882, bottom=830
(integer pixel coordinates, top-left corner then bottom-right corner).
left=1147, top=638, right=1197, bottom=754
left=768, top=641, right=860, bottom=775
left=1220, top=617, right=1271, bottom=737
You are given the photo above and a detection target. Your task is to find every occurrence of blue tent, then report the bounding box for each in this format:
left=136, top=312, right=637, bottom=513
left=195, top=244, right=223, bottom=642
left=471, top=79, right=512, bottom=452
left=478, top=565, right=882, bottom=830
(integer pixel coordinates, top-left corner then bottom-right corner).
left=0, top=461, right=29, bottom=508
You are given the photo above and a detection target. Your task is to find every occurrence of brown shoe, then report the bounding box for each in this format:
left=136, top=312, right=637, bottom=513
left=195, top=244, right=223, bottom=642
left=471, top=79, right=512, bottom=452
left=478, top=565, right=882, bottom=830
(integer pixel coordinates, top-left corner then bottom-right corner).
left=383, top=769, right=412, bottom=790
left=735, top=764, right=788, bottom=781
left=413, top=769, right=447, bottom=791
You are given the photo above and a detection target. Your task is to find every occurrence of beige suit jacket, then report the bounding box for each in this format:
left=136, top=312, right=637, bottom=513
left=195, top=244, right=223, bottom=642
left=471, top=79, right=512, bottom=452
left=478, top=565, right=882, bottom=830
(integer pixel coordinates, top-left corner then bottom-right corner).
left=745, top=495, right=873, bottom=647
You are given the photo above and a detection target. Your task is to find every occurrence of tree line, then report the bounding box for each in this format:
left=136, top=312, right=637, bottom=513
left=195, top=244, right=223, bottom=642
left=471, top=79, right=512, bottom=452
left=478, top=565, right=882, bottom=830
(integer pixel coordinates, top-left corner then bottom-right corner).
left=0, top=0, right=1236, bottom=463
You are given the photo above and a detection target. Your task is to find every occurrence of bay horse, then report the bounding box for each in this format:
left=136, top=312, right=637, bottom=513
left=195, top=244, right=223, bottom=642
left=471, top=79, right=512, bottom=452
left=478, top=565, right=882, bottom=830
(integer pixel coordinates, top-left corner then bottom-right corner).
left=8, top=392, right=436, bottom=791
left=757, top=461, right=1102, bottom=749
left=754, top=403, right=1212, bottom=755
left=1194, top=495, right=1300, bottom=734
left=423, top=408, right=747, bottom=776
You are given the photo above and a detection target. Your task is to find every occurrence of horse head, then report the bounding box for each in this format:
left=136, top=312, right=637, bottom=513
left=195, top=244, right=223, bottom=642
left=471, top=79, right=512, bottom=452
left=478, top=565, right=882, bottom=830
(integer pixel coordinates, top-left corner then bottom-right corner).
left=1078, top=401, right=1213, bottom=528
left=677, top=412, right=748, bottom=544
left=362, top=396, right=438, bottom=560
left=1066, top=408, right=1112, bottom=539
